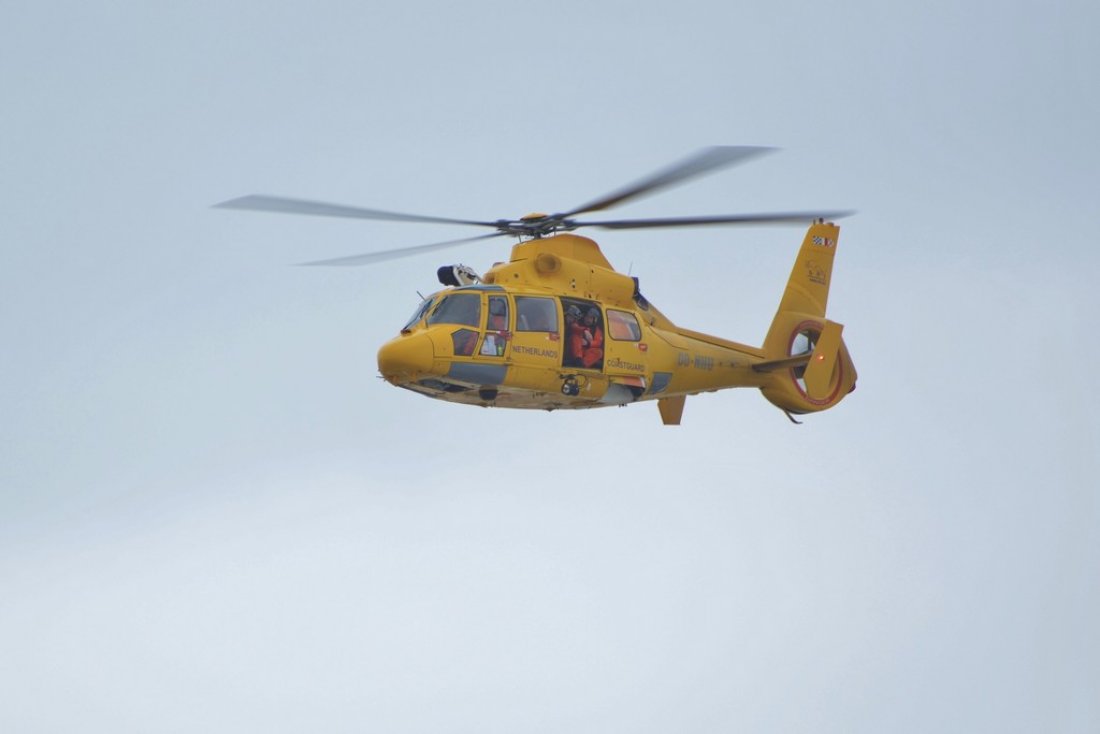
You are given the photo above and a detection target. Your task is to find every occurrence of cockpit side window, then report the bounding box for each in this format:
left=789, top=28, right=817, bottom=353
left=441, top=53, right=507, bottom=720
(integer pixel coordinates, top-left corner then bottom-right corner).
left=428, top=293, right=481, bottom=327
left=487, top=296, right=509, bottom=331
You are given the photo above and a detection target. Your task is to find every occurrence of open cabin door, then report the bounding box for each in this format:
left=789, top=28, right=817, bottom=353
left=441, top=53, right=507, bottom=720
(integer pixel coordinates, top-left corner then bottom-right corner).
left=560, top=297, right=606, bottom=373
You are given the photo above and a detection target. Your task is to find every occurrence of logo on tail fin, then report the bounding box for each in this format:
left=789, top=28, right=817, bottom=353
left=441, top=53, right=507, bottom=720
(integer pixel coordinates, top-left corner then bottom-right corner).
left=806, top=260, right=826, bottom=285
left=811, top=235, right=835, bottom=248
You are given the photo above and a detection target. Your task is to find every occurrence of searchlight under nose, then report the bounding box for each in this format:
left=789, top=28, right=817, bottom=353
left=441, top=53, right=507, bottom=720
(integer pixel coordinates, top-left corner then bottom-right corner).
left=377, top=332, right=434, bottom=382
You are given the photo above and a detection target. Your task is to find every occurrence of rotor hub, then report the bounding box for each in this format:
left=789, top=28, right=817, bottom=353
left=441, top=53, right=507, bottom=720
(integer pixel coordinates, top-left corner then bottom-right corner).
left=494, top=213, right=579, bottom=238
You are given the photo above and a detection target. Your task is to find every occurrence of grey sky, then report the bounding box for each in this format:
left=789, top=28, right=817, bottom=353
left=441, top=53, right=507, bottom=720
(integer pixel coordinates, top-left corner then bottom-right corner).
left=2, top=1, right=1097, bottom=732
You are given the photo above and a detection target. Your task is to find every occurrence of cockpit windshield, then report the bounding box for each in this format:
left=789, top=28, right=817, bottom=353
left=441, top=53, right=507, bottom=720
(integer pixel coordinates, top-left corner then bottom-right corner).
left=402, top=295, right=437, bottom=332
left=427, top=292, right=481, bottom=327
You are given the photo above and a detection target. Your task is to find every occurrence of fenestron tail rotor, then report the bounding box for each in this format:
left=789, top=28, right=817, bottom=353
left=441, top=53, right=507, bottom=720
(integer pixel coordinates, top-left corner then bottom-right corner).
left=214, top=147, right=852, bottom=266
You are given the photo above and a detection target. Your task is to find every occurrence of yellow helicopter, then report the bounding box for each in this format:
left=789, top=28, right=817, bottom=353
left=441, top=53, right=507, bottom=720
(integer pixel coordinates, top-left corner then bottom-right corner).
left=217, top=147, right=857, bottom=424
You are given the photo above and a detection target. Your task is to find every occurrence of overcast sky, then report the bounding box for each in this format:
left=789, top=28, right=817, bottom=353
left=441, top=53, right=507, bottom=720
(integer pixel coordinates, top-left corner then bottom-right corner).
left=2, top=1, right=1098, bottom=732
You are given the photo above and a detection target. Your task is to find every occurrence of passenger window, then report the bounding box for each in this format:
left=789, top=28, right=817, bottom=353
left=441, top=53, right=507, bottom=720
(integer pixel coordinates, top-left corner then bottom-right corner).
left=428, top=293, right=480, bottom=327
left=515, top=296, right=558, bottom=332
left=607, top=310, right=642, bottom=341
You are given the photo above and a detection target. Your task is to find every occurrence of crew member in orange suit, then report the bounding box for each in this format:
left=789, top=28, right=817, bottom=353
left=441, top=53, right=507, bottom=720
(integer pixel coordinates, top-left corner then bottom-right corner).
left=579, top=308, right=604, bottom=368
left=566, top=304, right=586, bottom=366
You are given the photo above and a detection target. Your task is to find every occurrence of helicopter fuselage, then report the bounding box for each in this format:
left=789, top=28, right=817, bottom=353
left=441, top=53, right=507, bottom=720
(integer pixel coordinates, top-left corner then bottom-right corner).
left=377, top=230, right=856, bottom=422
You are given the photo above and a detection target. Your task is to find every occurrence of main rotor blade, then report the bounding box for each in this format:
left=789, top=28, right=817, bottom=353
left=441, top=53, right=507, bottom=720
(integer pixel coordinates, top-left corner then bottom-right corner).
left=561, top=146, right=775, bottom=218
left=297, top=232, right=506, bottom=267
left=574, top=210, right=855, bottom=230
left=215, top=195, right=498, bottom=228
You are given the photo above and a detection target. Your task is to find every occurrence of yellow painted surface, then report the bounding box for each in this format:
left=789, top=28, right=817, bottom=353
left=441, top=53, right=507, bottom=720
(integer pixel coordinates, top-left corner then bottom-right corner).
left=804, top=320, right=844, bottom=399
left=377, top=225, right=858, bottom=422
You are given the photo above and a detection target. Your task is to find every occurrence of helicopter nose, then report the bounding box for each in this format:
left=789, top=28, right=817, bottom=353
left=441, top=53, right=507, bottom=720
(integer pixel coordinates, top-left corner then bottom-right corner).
left=377, top=333, right=434, bottom=381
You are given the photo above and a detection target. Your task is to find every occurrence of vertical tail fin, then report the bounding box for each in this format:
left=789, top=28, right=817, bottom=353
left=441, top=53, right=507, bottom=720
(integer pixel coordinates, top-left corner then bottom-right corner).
left=763, top=220, right=840, bottom=354
left=759, top=221, right=857, bottom=414
left=773, top=222, right=838, bottom=318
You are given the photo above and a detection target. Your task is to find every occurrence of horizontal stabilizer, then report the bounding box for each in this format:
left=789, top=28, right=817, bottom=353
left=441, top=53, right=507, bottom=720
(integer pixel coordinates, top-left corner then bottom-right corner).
left=752, top=354, right=811, bottom=373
